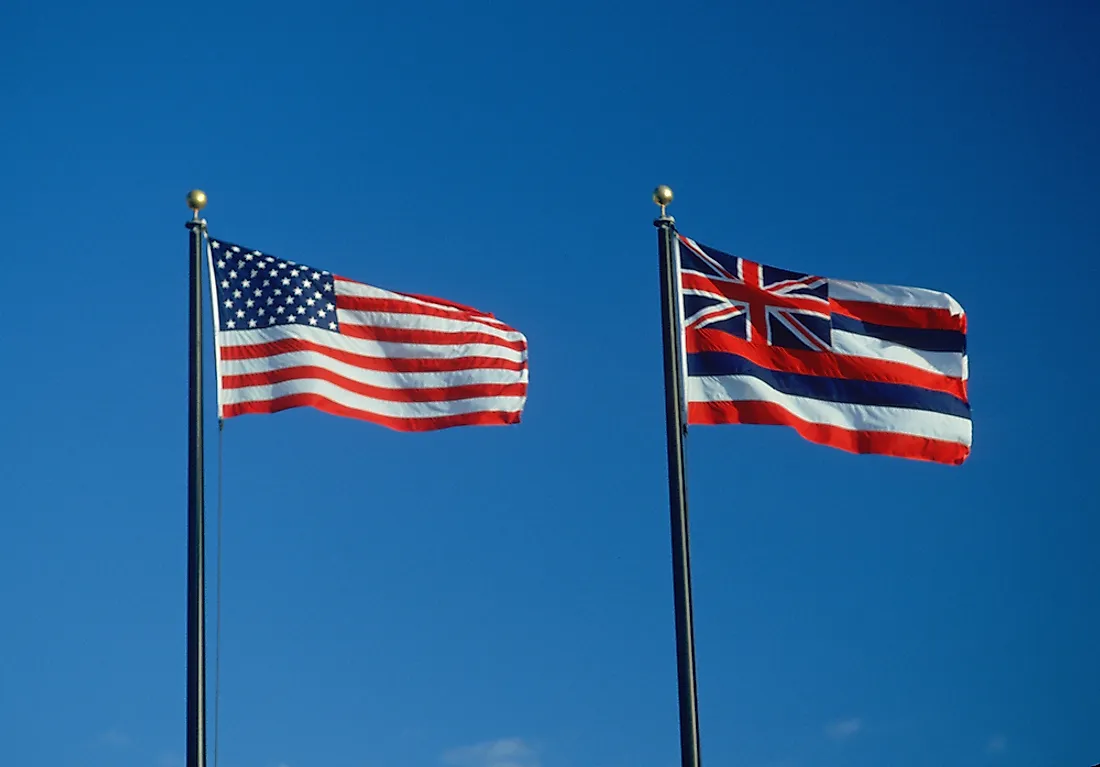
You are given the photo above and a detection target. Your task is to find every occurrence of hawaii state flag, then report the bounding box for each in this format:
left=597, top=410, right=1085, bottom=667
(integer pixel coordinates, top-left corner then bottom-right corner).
left=677, top=234, right=971, bottom=465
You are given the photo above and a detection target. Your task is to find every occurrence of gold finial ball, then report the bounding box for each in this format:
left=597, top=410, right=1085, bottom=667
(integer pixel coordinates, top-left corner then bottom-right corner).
left=652, top=185, right=674, bottom=207
left=186, top=189, right=208, bottom=212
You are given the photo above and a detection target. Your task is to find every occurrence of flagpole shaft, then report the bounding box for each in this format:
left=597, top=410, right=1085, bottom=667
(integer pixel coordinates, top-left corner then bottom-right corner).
left=655, top=213, right=702, bottom=767
left=186, top=205, right=207, bottom=767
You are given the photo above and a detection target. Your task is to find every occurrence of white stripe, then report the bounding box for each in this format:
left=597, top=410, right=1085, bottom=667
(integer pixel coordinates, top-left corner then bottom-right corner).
left=221, top=378, right=526, bottom=418
left=687, top=375, right=972, bottom=446
left=336, top=308, right=526, bottom=343
left=221, top=353, right=528, bottom=388
left=335, top=279, right=511, bottom=327
left=832, top=329, right=968, bottom=380
left=831, top=279, right=965, bottom=315
left=216, top=325, right=528, bottom=364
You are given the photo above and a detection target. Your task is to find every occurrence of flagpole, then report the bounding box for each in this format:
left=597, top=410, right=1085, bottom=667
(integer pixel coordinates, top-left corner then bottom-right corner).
left=185, top=189, right=209, bottom=767
left=653, top=185, right=702, bottom=767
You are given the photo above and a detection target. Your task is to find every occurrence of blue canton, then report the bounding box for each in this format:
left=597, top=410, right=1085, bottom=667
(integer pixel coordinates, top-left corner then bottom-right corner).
left=209, top=239, right=339, bottom=333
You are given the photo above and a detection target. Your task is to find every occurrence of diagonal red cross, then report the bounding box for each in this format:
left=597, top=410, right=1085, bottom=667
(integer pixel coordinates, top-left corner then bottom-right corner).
left=705, top=260, right=826, bottom=344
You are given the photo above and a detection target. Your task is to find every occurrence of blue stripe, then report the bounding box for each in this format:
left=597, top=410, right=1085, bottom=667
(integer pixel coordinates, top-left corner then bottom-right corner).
left=832, top=314, right=966, bottom=354
left=687, top=351, right=971, bottom=419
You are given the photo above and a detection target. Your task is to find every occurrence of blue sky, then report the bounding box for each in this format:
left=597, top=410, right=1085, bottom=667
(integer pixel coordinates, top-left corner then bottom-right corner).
left=1, top=1, right=1097, bottom=767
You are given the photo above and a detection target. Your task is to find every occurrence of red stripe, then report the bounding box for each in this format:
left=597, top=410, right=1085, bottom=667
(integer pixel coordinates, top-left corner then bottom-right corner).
left=339, top=322, right=528, bottom=352
left=222, top=366, right=527, bottom=403
left=220, top=337, right=525, bottom=373
left=223, top=393, right=522, bottom=431
left=687, top=328, right=969, bottom=401
left=831, top=298, right=966, bottom=332
left=335, top=278, right=497, bottom=319
left=336, top=295, right=513, bottom=330
left=688, top=400, right=969, bottom=466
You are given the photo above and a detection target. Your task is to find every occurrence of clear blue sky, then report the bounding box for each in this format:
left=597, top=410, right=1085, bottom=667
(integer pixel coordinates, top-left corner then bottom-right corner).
left=1, top=1, right=1097, bottom=766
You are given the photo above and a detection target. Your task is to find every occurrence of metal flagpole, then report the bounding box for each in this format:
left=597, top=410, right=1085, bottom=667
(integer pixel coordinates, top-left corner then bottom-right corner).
left=185, top=189, right=209, bottom=767
left=653, top=185, right=702, bottom=767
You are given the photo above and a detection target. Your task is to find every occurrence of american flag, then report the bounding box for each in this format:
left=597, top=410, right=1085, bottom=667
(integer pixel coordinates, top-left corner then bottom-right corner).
left=206, top=238, right=528, bottom=431
left=677, top=234, right=971, bottom=465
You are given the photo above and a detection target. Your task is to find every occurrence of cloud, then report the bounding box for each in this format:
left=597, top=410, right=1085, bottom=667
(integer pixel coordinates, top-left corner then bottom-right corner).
left=987, top=734, right=1007, bottom=754
left=96, top=729, right=131, bottom=748
left=825, top=718, right=863, bottom=741
left=442, top=737, right=539, bottom=767
left=157, top=752, right=183, bottom=767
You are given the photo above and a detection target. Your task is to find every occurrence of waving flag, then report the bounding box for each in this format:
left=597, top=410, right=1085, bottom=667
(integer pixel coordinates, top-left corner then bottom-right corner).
left=206, top=238, right=528, bottom=432
left=677, top=234, right=971, bottom=465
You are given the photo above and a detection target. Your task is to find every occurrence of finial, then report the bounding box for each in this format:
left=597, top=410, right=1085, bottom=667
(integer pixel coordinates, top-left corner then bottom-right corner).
left=186, top=189, right=208, bottom=220
left=653, top=185, right=673, bottom=219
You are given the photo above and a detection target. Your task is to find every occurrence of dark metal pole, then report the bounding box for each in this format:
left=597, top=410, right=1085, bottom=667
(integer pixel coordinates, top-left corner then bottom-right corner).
left=654, top=186, right=702, bottom=767
left=185, top=190, right=208, bottom=767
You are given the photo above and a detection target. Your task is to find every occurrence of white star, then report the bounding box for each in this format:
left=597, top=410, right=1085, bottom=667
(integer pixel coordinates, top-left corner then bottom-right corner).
left=258, top=308, right=265, bottom=316
left=303, top=280, right=312, bottom=288
left=263, top=279, right=270, bottom=287
left=254, top=289, right=262, bottom=297
left=290, top=269, right=300, bottom=277
left=314, top=291, right=322, bottom=299
left=220, top=280, right=229, bottom=289
left=267, top=297, right=274, bottom=305
left=236, top=310, right=245, bottom=319
left=293, top=287, right=303, bottom=296
left=242, top=279, right=250, bottom=288
left=277, top=306, right=285, bottom=314
left=328, top=321, right=337, bottom=330
left=278, top=262, right=287, bottom=269
left=236, top=260, right=245, bottom=269
left=287, top=315, right=297, bottom=323
left=229, top=270, right=238, bottom=279
left=233, top=289, right=242, bottom=299
left=246, top=299, right=254, bottom=308
left=250, top=270, right=259, bottom=278
left=245, top=253, right=254, bottom=261
left=231, top=246, right=241, bottom=252
left=269, top=269, right=278, bottom=277
left=326, top=302, right=334, bottom=311
left=282, top=278, right=291, bottom=286
left=211, top=241, right=221, bottom=249
left=248, top=319, right=257, bottom=328
left=297, top=306, right=306, bottom=315
left=227, top=320, right=236, bottom=328
left=308, top=317, right=318, bottom=325
left=274, top=289, right=282, bottom=296
left=286, top=295, right=295, bottom=304
left=324, top=284, right=333, bottom=292
left=269, top=316, right=277, bottom=324
left=312, top=272, right=320, bottom=279
left=306, top=298, right=316, bottom=306
left=224, top=299, right=232, bottom=309
left=317, top=309, right=326, bottom=318
left=216, top=259, right=226, bottom=269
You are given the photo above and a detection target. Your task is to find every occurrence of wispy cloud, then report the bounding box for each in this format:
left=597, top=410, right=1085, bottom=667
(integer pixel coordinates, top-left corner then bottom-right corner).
left=825, top=718, right=863, bottom=741
left=987, top=734, right=1007, bottom=754
left=442, top=737, right=539, bottom=767
left=157, top=752, right=183, bottom=767
left=96, top=729, right=131, bottom=748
